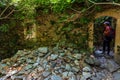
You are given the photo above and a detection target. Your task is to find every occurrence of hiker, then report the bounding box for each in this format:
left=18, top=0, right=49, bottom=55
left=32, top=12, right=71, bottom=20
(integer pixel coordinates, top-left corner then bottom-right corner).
left=102, top=21, right=113, bottom=56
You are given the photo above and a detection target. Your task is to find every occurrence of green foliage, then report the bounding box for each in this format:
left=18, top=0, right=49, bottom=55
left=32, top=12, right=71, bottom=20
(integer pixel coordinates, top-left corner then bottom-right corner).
left=93, top=0, right=118, bottom=2
left=95, top=16, right=113, bottom=26
left=62, top=22, right=74, bottom=32
left=0, top=24, right=9, bottom=32
left=16, top=0, right=36, bottom=19
left=79, top=17, right=90, bottom=24
left=95, top=6, right=102, bottom=11
left=51, top=0, right=72, bottom=12
left=1, top=0, right=120, bottom=22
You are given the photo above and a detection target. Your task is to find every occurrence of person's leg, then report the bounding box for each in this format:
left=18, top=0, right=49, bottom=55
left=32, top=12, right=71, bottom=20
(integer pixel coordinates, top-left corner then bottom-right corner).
left=103, top=40, right=106, bottom=54
left=107, top=40, right=111, bottom=55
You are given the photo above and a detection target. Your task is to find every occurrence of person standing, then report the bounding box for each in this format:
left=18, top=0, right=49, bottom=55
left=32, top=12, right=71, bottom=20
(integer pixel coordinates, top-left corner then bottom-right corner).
left=102, top=21, right=112, bottom=56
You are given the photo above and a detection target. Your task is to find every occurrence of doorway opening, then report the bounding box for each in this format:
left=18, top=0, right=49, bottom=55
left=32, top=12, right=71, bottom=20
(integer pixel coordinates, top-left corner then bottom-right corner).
left=94, top=16, right=116, bottom=57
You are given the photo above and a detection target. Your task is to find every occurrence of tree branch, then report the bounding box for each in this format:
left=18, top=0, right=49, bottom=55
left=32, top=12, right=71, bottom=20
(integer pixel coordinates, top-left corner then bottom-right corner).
left=70, top=4, right=95, bottom=14
left=0, top=6, right=25, bottom=20
left=0, top=17, right=21, bottom=20
left=70, top=8, right=82, bottom=14
left=0, top=4, right=10, bottom=17
left=88, top=0, right=120, bottom=6
left=4, top=9, right=15, bottom=18
left=0, top=3, right=26, bottom=20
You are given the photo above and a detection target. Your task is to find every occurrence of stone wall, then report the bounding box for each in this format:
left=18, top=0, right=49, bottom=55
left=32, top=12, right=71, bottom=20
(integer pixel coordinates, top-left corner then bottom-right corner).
left=24, top=14, right=88, bottom=49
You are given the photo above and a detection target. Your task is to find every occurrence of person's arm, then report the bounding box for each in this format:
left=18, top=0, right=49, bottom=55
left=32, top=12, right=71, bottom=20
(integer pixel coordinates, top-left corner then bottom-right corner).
left=104, top=26, right=110, bottom=36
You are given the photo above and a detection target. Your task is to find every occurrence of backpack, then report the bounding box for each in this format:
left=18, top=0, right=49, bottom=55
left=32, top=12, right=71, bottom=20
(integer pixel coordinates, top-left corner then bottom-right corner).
left=109, top=27, right=115, bottom=39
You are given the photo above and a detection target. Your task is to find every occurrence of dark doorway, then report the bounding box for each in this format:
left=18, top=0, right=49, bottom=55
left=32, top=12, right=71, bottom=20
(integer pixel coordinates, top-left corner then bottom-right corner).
left=94, top=16, right=116, bottom=56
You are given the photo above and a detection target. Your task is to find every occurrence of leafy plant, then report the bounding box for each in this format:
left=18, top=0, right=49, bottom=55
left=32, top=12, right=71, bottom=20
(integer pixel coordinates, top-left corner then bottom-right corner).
left=0, top=24, right=9, bottom=32
left=79, top=17, right=90, bottom=24
left=62, top=22, right=74, bottom=32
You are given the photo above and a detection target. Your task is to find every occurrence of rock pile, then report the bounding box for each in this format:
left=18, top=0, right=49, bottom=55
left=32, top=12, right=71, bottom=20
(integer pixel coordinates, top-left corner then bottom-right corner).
left=0, top=47, right=120, bottom=80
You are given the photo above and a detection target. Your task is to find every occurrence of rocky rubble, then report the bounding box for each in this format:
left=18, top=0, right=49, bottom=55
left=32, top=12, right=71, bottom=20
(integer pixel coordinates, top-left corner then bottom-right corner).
left=0, top=47, right=120, bottom=80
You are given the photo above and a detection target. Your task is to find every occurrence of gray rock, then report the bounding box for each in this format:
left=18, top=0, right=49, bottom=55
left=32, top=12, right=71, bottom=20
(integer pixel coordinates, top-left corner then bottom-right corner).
left=81, top=66, right=92, bottom=80
left=94, top=59, right=101, bottom=66
left=113, top=72, right=120, bottom=80
left=6, top=62, right=11, bottom=66
left=94, top=72, right=106, bottom=80
left=81, top=72, right=92, bottom=80
left=44, top=76, right=51, bottom=80
left=85, top=57, right=94, bottom=65
left=2, top=70, right=18, bottom=79
left=60, top=53, right=65, bottom=57
left=28, top=55, right=35, bottom=59
left=24, top=64, right=33, bottom=70
left=51, top=75, right=62, bottom=80
left=68, top=72, right=74, bottom=77
left=72, top=67, right=79, bottom=72
left=74, top=60, right=79, bottom=66
left=36, top=57, right=41, bottom=64
left=38, top=47, right=48, bottom=53
left=105, top=59, right=120, bottom=72
left=33, top=51, right=39, bottom=56
left=73, top=54, right=82, bottom=60
left=51, top=61, right=57, bottom=68
left=67, top=56, right=73, bottom=60
left=18, top=57, right=26, bottom=63
left=42, top=71, right=51, bottom=77
left=11, top=76, right=24, bottom=80
left=13, top=63, right=20, bottom=67
left=45, top=65, right=51, bottom=71
left=91, top=77, right=101, bottom=80
left=98, top=57, right=107, bottom=68
left=62, top=72, right=68, bottom=78
left=43, top=60, right=48, bottom=68
left=37, top=66, right=44, bottom=72
left=0, top=63, right=7, bottom=73
left=60, top=65, right=66, bottom=69
left=85, top=57, right=100, bottom=66
left=83, top=66, right=91, bottom=72
left=33, top=63, right=39, bottom=67
left=69, top=75, right=76, bottom=80
left=50, top=54, right=58, bottom=60
left=58, top=69, right=63, bottom=74
left=26, top=59, right=35, bottom=64
left=65, top=64, right=71, bottom=71
left=76, top=75, right=81, bottom=80
left=39, top=53, right=46, bottom=57
left=0, top=63, right=7, bottom=67
left=16, top=70, right=26, bottom=76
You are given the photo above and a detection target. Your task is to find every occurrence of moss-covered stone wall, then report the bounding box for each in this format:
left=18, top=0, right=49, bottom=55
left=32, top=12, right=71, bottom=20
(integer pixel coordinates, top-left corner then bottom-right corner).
left=24, top=14, right=88, bottom=49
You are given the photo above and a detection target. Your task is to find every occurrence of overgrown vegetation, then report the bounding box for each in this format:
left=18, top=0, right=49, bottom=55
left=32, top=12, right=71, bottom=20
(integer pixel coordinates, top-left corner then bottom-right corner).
left=0, top=0, right=120, bottom=59
left=0, top=0, right=120, bottom=30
